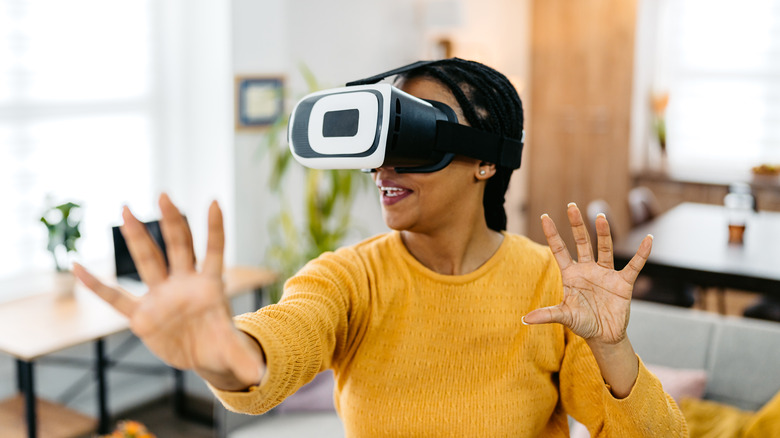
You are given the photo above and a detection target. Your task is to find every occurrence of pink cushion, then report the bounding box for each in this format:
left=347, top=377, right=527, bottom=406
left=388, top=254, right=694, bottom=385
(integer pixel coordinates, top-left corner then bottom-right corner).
left=645, top=363, right=708, bottom=402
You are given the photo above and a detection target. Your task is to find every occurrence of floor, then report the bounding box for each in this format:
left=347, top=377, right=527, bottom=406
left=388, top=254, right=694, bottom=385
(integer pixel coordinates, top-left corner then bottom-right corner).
left=77, top=395, right=214, bottom=438
left=87, top=395, right=345, bottom=438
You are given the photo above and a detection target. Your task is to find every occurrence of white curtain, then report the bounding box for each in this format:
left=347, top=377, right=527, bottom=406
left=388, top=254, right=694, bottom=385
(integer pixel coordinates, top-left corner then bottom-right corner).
left=0, top=0, right=158, bottom=279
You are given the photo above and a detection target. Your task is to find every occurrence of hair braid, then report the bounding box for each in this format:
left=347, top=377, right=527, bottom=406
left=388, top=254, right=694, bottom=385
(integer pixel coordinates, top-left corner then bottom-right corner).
left=398, top=58, right=524, bottom=232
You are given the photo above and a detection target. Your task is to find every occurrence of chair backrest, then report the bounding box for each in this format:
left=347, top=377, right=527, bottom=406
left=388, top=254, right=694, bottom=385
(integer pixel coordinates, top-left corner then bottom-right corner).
left=628, top=186, right=661, bottom=227
left=585, top=199, right=614, bottom=253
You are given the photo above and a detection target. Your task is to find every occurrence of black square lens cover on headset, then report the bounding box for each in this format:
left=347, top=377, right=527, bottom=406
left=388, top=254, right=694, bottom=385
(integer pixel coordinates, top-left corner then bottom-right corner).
left=287, top=60, right=524, bottom=173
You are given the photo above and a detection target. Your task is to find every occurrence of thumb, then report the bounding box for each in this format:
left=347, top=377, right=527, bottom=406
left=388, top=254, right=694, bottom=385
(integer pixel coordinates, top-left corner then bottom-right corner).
left=523, top=305, right=569, bottom=326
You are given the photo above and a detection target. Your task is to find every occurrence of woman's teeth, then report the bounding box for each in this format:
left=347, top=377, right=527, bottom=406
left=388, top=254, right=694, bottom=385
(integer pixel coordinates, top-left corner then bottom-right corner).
left=380, top=187, right=406, bottom=197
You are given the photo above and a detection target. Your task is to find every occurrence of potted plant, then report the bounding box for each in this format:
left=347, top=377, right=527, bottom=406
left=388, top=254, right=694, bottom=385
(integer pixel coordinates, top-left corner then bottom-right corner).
left=260, top=65, right=371, bottom=303
left=40, top=201, right=82, bottom=293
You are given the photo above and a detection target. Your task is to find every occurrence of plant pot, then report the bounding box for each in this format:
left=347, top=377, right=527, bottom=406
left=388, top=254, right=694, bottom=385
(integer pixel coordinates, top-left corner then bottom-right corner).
left=54, top=271, right=77, bottom=295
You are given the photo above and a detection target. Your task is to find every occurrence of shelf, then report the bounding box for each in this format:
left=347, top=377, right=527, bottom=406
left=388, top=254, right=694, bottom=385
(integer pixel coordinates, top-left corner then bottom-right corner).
left=0, top=394, right=96, bottom=438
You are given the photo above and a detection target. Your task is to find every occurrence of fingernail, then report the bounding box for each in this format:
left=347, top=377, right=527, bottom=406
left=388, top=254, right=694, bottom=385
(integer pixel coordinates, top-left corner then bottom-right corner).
left=647, top=234, right=654, bottom=240
left=540, top=213, right=549, bottom=220
left=522, top=316, right=529, bottom=326
left=596, top=213, right=606, bottom=219
left=567, top=202, right=577, bottom=208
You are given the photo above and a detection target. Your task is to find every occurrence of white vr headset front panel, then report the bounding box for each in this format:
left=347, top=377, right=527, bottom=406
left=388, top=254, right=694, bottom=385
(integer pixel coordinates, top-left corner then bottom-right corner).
left=308, top=92, right=379, bottom=155
left=289, top=85, right=392, bottom=170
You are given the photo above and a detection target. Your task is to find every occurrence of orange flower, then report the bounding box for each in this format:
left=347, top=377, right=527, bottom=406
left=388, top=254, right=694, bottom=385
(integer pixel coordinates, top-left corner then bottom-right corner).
left=101, top=419, right=154, bottom=438
left=651, top=92, right=669, bottom=116
left=123, top=421, right=142, bottom=434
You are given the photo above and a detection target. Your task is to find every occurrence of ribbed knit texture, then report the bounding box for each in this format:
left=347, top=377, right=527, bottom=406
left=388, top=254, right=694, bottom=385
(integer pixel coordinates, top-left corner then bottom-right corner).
left=211, top=232, right=687, bottom=437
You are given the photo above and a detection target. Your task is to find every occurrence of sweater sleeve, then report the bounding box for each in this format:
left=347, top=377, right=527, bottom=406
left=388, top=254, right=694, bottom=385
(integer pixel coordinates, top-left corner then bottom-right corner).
left=559, top=323, right=689, bottom=436
left=209, top=248, right=367, bottom=415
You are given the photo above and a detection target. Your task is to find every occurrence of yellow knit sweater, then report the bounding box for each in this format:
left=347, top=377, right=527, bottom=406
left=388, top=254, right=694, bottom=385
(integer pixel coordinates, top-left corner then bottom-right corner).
left=212, top=232, right=687, bottom=437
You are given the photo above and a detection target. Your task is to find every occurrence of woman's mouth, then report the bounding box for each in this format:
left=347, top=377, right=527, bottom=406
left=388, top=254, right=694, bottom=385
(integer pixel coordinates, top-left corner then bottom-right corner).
left=378, top=185, right=413, bottom=205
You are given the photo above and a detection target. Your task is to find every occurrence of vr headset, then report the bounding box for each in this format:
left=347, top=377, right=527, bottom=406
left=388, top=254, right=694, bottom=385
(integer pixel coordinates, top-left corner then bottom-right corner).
left=288, top=60, right=524, bottom=173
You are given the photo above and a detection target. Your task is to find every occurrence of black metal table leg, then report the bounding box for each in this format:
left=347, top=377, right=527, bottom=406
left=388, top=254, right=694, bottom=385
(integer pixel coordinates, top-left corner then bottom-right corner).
left=254, top=287, right=266, bottom=309
left=173, top=368, right=185, bottom=417
left=16, top=360, right=25, bottom=393
left=17, top=359, right=37, bottom=438
left=172, top=368, right=214, bottom=426
left=95, top=339, right=110, bottom=433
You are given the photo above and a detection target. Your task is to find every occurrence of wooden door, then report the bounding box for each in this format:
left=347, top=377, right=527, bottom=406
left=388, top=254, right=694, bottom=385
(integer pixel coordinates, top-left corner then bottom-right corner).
left=526, top=0, right=637, bottom=249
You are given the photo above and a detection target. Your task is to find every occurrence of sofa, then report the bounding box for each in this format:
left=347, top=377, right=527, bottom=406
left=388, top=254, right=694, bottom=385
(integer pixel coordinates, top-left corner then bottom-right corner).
left=220, top=300, right=780, bottom=437
left=626, top=300, right=780, bottom=412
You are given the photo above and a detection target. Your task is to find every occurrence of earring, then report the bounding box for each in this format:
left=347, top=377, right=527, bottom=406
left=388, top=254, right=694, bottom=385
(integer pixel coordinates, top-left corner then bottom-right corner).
left=479, top=170, right=486, bottom=175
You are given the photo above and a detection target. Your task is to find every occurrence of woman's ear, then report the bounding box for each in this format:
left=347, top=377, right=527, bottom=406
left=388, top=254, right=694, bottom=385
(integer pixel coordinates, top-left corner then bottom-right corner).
left=476, top=162, right=497, bottom=180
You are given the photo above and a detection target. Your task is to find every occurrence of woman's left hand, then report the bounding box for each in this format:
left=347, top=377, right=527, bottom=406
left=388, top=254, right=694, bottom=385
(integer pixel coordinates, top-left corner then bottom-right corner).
left=523, top=203, right=653, bottom=346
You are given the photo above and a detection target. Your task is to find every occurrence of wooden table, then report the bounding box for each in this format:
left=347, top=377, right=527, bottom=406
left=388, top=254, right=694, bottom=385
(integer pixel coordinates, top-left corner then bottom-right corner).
left=614, top=202, right=780, bottom=296
left=0, top=266, right=276, bottom=438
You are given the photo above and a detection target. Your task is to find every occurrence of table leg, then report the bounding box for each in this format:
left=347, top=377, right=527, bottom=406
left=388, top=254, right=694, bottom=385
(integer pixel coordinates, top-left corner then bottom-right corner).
left=16, top=360, right=24, bottom=392
left=17, top=359, right=37, bottom=438
left=95, top=339, right=110, bottom=434
left=172, top=368, right=214, bottom=426
left=173, top=368, right=185, bottom=417
left=254, top=287, right=264, bottom=310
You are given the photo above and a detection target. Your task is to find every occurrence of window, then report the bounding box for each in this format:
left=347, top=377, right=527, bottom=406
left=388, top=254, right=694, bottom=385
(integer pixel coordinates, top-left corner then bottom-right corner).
left=0, top=0, right=159, bottom=279
left=663, top=0, right=780, bottom=170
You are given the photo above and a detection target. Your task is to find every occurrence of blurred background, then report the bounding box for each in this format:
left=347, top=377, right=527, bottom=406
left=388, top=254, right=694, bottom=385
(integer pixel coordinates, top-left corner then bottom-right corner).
left=3, top=0, right=779, bottom=275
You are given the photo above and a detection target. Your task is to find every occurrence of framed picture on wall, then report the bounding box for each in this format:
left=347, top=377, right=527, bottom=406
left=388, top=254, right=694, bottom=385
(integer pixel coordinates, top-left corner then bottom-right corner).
left=234, top=75, right=285, bottom=131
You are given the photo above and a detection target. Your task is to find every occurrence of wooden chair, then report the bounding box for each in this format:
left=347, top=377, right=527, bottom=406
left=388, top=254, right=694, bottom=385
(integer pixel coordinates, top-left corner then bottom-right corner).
left=628, top=186, right=661, bottom=227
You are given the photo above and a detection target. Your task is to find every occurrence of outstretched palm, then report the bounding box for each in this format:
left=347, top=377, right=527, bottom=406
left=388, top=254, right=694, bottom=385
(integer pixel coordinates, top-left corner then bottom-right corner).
left=73, top=194, right=264, bottom=389
left=524, top=203, right=653, bottom=346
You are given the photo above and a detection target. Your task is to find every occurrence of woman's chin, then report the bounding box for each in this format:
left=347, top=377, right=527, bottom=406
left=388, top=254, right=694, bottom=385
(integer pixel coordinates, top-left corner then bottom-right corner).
left=382, top=212, right=413, bottom=232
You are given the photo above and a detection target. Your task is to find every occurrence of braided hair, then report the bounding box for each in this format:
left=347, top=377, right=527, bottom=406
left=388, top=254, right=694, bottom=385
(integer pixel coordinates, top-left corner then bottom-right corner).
left=397, top=58, right=524, bottom=232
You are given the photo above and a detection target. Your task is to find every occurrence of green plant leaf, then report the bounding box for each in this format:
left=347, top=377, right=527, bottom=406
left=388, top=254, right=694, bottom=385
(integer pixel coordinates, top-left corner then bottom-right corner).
left=258, top=66, right=371, bottom=304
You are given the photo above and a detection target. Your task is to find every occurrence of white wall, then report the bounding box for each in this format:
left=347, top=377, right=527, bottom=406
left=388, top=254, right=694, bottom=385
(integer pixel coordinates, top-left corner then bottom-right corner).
left=231, top=0, right=532, bottom=268
left=156, top=0, right=235, bottom=265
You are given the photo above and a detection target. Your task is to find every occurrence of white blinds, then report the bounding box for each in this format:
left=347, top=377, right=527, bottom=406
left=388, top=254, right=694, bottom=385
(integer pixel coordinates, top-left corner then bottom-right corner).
left=665, top=0, right=780, bottom=169
left=0, top=0, right=157, bottom=279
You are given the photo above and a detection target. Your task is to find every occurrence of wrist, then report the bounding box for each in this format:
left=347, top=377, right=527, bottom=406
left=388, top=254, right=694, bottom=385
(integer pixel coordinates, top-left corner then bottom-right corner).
left=586, top=334, right=632, bottom=355
left=586, top=337, right=639, bottom=399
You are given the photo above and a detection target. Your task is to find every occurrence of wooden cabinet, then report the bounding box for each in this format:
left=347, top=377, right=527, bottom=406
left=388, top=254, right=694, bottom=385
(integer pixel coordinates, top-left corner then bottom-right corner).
left=635, top=171, right=780, bottom=214
left=526, top=0, right=638, bottom=246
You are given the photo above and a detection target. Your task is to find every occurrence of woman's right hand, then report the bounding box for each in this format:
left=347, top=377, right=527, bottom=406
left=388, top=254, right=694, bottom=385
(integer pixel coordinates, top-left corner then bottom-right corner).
left=73, top=193, right=265, bottom=391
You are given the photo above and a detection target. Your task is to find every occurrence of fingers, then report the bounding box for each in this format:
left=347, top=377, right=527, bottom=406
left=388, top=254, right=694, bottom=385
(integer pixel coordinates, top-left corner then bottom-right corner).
left=541, top=213, right=574, bottom=271
left=566, top=203, right=594, bottom=263
left=202, top=201, right=225, bottom=277
left=159, top=193, right=196, bottom=275
left=523, top=305, right=570, bottom=326
left=73, top=263, right=138, bottom=317
left=595, top=213, right=614, bottom=269
left=121, top=206, right=167, bottom=286
left=619, top=234, right=653, bottom=285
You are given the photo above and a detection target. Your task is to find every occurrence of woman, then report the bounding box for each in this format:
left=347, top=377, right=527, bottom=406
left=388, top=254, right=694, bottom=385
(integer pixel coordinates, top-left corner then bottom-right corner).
left=74, top=59, right=687, bottom=436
